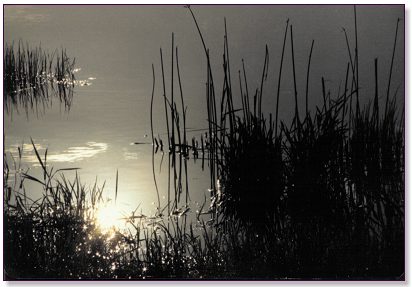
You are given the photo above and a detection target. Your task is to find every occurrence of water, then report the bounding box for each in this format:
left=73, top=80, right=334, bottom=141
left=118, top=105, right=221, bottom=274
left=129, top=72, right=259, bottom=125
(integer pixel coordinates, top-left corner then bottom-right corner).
left=3, top=5, right=404, bottom=219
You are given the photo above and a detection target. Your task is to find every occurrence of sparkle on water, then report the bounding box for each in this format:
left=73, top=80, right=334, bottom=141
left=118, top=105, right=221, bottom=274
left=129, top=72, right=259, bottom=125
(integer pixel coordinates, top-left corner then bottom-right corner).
left=95, top=203, right=125, bottom=233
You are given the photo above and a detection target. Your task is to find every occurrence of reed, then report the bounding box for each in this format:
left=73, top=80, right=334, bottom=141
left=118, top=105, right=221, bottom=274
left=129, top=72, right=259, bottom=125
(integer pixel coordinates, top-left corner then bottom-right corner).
left=4, top=141, right=215, bottom=279
left=4, top=6, right=404, bottom=280
left=305, top=40, right=315, bottom=116
left=150, top=64, right=161, bottom=212
left=275, top=19, right=290, bottom=138
left=4, top=41, right=76, bottom=115
left=184, top=5, right=404, bottom=278
left=385, top=18, right=401, bottom=115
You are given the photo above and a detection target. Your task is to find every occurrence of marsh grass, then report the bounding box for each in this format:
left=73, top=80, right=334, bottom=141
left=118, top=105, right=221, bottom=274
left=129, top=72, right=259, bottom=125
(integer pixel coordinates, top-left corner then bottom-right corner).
left=4, top=141, right=226, bottom=279
left=3, top=7, right=404, bottom=280
left=4, top=41, right=76, bottom=116
left=185, top=5, right=404, bottom=278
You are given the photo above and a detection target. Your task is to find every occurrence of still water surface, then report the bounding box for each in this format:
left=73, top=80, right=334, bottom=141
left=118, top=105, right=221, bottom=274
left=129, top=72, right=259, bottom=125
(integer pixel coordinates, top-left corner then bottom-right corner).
left=3, top=5, right=404, bottom=222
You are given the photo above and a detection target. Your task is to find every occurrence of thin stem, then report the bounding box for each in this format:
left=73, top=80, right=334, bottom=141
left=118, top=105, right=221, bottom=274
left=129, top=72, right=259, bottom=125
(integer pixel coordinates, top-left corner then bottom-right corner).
left=354, top=5, right=360, bottom=114
left=150, top=64, right=160, bottom=212
left=160, top=48, right=170, bottom=148
left=305, top=40, right=315, bottom=116
left=275, top=19, right=290, bottom=138
left=171, top=33, right=175, bottom=149
left=290, top=25, right=299, bottom=125
left=385, top=18, right=400, bottom=116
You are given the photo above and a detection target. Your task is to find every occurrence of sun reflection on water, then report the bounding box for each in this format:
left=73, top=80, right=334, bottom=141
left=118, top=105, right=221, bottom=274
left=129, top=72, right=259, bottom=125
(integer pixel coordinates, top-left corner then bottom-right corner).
left=95, top=203, right=125, bottom=233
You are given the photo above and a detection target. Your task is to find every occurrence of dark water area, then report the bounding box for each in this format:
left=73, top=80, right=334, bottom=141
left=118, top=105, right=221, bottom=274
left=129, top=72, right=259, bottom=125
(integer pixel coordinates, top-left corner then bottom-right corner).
left=3, top=5, right=405, bottom=279
left=4, top=5, right=404, bottom=215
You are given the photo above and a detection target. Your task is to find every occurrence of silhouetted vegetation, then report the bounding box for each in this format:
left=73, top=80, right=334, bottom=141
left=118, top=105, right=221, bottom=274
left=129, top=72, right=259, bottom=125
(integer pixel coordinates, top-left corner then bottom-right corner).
left=4, top=6, right=404, bottom=280
left=4, top=41, right=76, bottom=116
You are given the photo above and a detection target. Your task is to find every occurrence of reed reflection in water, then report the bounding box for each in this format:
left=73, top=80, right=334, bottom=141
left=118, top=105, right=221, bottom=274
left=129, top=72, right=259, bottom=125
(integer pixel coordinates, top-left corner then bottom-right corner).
left=4, top=41, right=96, bottom=117
left=3, top=4, right=404, bottom=280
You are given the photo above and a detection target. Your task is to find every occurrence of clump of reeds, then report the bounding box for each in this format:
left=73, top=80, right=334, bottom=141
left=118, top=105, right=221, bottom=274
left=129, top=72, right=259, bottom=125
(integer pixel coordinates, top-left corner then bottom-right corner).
left=185, top=8, right=288, bottom=233
left=4, top=6, right=404, bottom=280
left=185, top=5, right=404, bottom=278
left=3, top=140, right=124, bottom=279
left=4, top=41, right=76, bottom=116
left=3, top=141, right=225, bottom=279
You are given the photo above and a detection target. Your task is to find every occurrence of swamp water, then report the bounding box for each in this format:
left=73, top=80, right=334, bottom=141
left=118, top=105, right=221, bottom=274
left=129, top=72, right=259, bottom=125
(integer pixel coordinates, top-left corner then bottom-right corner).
left=3, top=5, right=405, bottom=279
left=4, top=5, right=404, bottom=220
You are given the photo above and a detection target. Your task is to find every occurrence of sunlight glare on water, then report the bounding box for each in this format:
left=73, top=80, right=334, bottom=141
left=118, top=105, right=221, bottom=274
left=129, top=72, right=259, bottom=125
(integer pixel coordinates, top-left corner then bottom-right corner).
left=95, top=203, right=126, bottom=233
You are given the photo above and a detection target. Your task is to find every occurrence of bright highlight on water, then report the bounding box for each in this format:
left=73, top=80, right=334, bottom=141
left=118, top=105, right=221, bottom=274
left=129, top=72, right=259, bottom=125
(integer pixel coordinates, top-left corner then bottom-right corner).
left=3, top=4, right=404, bottom=281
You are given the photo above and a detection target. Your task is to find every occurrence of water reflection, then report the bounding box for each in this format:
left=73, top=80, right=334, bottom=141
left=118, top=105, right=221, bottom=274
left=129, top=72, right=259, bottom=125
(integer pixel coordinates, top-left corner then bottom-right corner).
left=4, top=42, right=74, bottom=115
left=95, top=203, right=125, bottom=232
left=4, top=6, right=50, bottom=23
left=48, top=142, right=108, bottom=162
left=4, top=42, right=95, bottom=116
left=123, top=150, right=139, bottom=160
left=6, top=141, right=108, bottom=164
